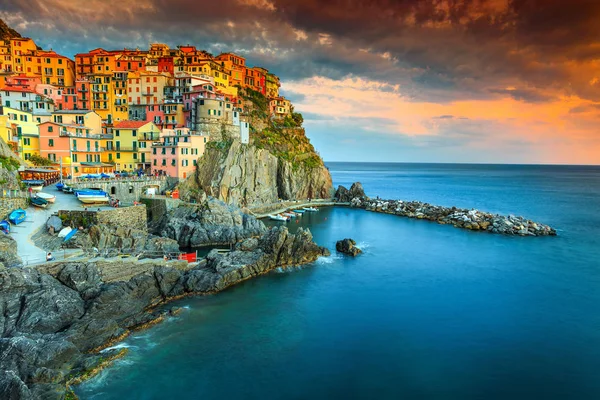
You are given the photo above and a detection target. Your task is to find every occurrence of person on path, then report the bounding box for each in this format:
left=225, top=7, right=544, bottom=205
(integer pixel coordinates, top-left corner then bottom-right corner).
left=46, top=252, right=54, bottom=262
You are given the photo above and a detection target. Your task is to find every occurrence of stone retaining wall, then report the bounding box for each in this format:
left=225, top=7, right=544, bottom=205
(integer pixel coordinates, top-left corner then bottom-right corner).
left=96, top=205, right=147, bottom=231
left=0, top=197, right=28, bottom=219
left=140, top=197, right=181, bottom=224
left=58, top=205, right=147, bottom=231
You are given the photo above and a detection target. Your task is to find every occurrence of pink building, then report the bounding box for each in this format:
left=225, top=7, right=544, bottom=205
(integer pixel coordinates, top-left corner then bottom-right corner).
left=150, top=128, right=208, bottom=179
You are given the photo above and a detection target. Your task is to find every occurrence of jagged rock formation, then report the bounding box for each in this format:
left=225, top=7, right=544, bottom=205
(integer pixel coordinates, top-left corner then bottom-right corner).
left=179, top=88, right=333, bottom=207
left=0, top=137, right=25, bottom=190
left=335, top=182, right=367, bottom=202
left=336, top=238, right=362, bottom=256
left=0, top=226, right=328, bottom=399
left=181, top=139, right=333, bottom=207
left=0, top=235, right=22, bottom=267
left=0, top=18, right=21, bottom=41
left=153, top=197, right=267, bottom=247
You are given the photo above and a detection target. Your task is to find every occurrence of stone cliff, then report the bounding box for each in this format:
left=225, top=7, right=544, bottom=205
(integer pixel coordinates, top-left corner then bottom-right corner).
left=179, top=88, right=333, bottom=207
left=0, top=226, right=328, bottom=399
left=152, top=197, right=267, bottom=248
left=0, top=137, right=25, bottom=190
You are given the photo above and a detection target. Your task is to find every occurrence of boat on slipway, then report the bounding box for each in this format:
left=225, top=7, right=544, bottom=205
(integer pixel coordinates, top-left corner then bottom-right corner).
left=22, top=180, right=44, bottom=191
left=269, top=214, right=289, bottom=222
left=0, top=220, right=10, bottom=234
left=35, top=192, right=56, bottom=203
left=76, top=189, right=109, bottom=204
left=303, top=207, right=319, bottom=212
left=31, top=197, right=49, bottom=208
left=63, top=228, right=78, bottom=243
left=8, top=209, right=26, bottom=225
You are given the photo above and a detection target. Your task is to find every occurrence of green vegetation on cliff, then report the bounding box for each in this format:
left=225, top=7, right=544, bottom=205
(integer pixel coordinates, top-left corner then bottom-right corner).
left=239, top=88, right=323, bottom=171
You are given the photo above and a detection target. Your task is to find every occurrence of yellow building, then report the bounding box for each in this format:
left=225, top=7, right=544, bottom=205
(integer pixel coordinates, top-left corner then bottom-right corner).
left=1, top=107, right=43, bottom=161
left=127, top=71, right=172, bottom=106
left=112, top=120, right=159, bottom=172
left=8, top=38, right=38, bottom=74
left=52, top=110, right=103, bottom=133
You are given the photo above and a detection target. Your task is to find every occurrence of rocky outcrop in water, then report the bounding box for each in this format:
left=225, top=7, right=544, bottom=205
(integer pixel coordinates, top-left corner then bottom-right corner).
left=336, top=238, right=362, bottom=256
left=0, top=226, right=327, bottom=399
left=154, top=197, right=267, bottom=248
left=334, top=182, right=367, bottom=203
left=180, top=140, right=333, bottom=207
left=351, top=197, right=556, bottom=236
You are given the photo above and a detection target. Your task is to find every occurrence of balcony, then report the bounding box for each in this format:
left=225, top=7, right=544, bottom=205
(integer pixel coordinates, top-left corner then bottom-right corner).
left=71, top=147, right=105, bottom=152
left=114, top=147, right=138, bottom=152
left=92, top=87, right=107, bottom=93
left=79, top=87, right=88, bottom=92
left=114, top=101, right=127, bottom=106
left=139, top=133, right=160, bottom=141
left=142, top=92, right=153, bottom=96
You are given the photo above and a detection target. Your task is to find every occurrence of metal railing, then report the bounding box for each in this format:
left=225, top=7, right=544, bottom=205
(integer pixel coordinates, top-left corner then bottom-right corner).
left=0, top=189, right=29, bottom=198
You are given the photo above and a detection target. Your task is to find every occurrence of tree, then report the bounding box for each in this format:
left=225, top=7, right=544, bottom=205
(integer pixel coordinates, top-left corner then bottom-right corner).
left=28, top=154, right=54, bottom=166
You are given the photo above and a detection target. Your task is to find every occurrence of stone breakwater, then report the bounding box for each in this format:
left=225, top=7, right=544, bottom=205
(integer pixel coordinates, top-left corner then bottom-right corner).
left=0, top=226, right=328, bottom=400
left=351, top=197, right=556, bottom=236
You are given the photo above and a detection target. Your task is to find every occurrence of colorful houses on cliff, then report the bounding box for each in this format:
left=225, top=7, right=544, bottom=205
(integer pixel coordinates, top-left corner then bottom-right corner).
left=0, top=37, right=292, bottom=178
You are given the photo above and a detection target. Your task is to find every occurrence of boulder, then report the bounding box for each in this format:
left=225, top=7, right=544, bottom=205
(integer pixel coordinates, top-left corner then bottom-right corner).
left=46, top=216, right=63, bottom=233
left=335, top=182, right=367, bottom=202
left=156, top=198, right=267, bottom=248
left=0, top=235, right=22, bottom=267
left=336, top=238, right=362, bottom=256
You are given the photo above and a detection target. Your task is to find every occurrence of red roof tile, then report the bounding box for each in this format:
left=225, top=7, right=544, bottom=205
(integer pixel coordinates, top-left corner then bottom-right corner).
left=113, top=120, right=150, bottom=129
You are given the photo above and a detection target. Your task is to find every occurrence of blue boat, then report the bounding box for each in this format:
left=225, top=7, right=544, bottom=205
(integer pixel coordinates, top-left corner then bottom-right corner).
left=56, top=182, right=64, bottom=191
left=63, top=228, right=78, bottom=243
left=0, top=220, right=10, bottom=234
left=293, top=209, right=306, bottom=213
left=8, top=209, right=26, bottom=225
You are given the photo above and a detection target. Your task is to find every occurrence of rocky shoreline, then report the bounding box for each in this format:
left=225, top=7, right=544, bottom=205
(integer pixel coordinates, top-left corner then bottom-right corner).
left=0, top=226, right=328, bottom=400
left=336, top=182, right=556, bottom=236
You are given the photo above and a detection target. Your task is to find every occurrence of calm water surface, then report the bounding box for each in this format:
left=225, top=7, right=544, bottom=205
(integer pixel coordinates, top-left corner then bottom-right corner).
left=77, top=163, right=600, bottom=399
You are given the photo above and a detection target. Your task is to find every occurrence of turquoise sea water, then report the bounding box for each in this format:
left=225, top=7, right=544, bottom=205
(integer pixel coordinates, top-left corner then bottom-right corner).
left=76, top=163, right=600, bottom=399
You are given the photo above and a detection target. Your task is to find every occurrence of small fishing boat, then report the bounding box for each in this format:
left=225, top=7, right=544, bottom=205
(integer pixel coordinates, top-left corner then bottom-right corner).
left=31, top=197, right=49, bottom=208
left=268, top=214, right=289, bottom=221
left=22, top=180, right=44, bottom=191
left=8, top=209, right=26, bottom=225
left=282, top=212, right=296, bottom=218
left=57, top=226, right=72, bottom=238
left=56, top=182, right=64, bottom=191
left=76, top=190, right=109, bottom=204
left=36, top=192, right=56, bottom=203
left=293, top=209, right=305, bottom=214
left=63, top=228, right=78, bottom=243
left=0, top=220, right=10, bottom=234
left=63, top=185, right=74, bottom=194
left=303, top=207, right=318, bottom=212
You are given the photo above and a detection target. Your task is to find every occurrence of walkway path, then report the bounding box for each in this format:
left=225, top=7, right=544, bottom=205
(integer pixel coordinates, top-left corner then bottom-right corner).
left=248, top=199, right=349, bottom=218
left=12, top=185, right=113, bottom=265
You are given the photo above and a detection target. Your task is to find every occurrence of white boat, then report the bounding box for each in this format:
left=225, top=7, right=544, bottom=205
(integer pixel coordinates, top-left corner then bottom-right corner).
left=35, top=192, right=56, bottom=203
left=268, top=214, right=288, bottom=221
left=76, top=194, right=109, bottom=204
left=282, top=212, right=296, bottom=218
left=303, top=207, right=318, bottom=212
left=57, top=226, right=72, bottom=238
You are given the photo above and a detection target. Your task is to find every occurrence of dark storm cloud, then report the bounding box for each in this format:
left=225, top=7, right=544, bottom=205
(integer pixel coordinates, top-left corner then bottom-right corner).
left=2, top=0, right=599, bottom=102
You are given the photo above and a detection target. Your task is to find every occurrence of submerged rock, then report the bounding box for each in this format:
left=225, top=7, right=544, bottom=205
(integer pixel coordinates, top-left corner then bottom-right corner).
left=336, top=238, right=362, bottom=256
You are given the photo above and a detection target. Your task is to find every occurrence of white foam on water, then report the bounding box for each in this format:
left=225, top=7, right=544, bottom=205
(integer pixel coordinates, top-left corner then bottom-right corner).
left=99, top=343, right=136, bottom=353
left=356, top=241, right=371, bottom=250
left=316, top=253, right=343, bottom=265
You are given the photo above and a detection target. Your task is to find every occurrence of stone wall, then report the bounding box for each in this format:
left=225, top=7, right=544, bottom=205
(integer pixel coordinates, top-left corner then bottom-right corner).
left=0, top=197, right=28, bottom=219
left=196, top=120, right=241, bottom=142
left=140, top=197, right=181, bottom=224
left=67, top=178, right=169, bottom=204
left=58, top=205, right=147, bottom=231
left=96, top=205, right=147, bottom=231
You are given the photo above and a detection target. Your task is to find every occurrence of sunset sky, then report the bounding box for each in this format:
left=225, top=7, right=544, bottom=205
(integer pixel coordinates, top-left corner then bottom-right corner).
left=2, top=0, right=599, bottom=164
